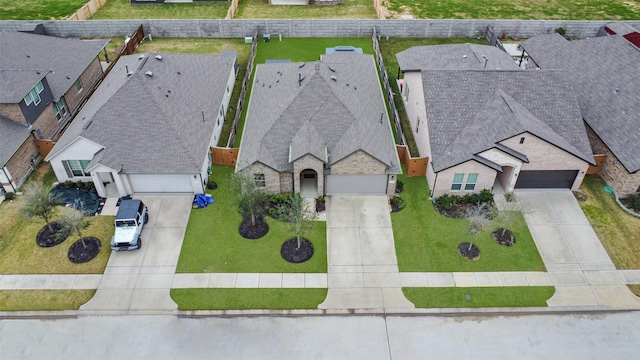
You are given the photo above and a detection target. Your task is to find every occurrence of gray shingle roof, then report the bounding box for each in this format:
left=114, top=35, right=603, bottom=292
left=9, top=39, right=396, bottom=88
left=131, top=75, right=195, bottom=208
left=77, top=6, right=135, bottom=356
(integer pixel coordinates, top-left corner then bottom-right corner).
left=47, top=53, right=235, bottom=174
left=396, top=44, right=519, bottom=72
left=522, top=33, right=640, bottom=173
left=237, top=54, right=400, bottom=174
left=0, top=32, right=106, bottom=103
left=422, top=70, right=594, bottom=172
left=0, top=115, right=31, bottom=166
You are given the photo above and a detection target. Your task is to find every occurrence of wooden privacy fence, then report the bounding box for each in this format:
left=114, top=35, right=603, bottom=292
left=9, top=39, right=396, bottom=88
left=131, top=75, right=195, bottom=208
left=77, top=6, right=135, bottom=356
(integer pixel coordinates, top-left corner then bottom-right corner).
left=587, top=154, right=607, bottom=175
left=397, top=145, right=428, bottom=177
left=226, top=0, right=240, bottom=19
left=212, top=147, right=239, bottom=166
left=372, top=27, right=406, bottom=147
left=34, top=139, right=56, bottom=158
left=67, top=0, right=107, bottom=20
left=226, top=30, right=258, bottom=148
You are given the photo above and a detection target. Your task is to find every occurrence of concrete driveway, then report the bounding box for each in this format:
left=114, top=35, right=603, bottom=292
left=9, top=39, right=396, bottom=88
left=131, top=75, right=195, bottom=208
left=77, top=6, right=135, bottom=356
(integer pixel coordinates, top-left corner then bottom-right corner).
left=319, top=196, right=414, bottom=310
left=516, top=190, right=640, bottom=309
left=81, top=194, right=193, bottom=312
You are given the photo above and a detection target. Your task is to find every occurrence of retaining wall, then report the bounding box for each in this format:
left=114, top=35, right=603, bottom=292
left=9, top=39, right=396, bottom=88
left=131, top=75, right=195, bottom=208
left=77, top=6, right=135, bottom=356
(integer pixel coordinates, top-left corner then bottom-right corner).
left=2, top=19, right=639, bottom=39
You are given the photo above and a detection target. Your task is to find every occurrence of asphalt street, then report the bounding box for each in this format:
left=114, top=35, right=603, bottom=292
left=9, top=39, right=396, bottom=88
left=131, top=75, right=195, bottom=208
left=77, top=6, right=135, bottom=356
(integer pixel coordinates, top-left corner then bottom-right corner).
left=2, top=312, right=639, bottom=359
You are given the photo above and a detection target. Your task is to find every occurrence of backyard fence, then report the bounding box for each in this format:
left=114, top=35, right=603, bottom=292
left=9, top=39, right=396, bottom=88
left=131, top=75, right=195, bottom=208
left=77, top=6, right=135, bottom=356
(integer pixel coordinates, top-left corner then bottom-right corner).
left=396, top=145, right=428, bottom=177
left=211, top=146, right=239, bottom=166
left=226, top=0, right=240, bottom=19
left=2, top=19, right=636, bottom=39
left=372, top=27, right=405, bottom=146
left=67, top=0, right=108, bottom=21
left=226, top=30, right=258, bottom=148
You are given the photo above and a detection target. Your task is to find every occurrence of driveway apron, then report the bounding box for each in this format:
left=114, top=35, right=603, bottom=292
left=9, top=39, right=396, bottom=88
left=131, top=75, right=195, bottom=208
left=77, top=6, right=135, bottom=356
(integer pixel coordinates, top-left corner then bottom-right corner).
left=516, top=190, right=640, bottom=309
left=80, top=194, right=193, bottom=312
left=319, top=196, right=414, bottom=310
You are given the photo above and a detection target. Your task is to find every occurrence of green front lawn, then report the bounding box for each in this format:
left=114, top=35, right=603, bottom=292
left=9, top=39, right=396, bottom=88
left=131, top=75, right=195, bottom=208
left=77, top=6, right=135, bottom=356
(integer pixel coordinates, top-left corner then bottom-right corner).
left=0, top=164, right=114, bottom=274
left=385, top=0, right=640, bottom=20
left=90, top=0, right=229, bottom=19
left=171, top=288, right=327, bottom=310
left=403, top=287, right=554, bottom=308
left=176, top=165, right=327, bottom=273
left=0, top=290, right=95, bottom=311
left=392, top=173, right=545, bottom=272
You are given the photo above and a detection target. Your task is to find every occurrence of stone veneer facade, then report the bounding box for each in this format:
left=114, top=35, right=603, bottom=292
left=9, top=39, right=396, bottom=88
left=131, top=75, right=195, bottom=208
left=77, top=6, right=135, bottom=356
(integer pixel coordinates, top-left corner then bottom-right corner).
left=586, top=125, right=640, bottom=197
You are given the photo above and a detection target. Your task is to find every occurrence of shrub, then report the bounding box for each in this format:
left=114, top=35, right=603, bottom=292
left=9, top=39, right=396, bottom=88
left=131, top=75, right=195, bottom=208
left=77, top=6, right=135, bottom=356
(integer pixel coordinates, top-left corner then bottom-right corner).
left=435, top=189, right=494, bottom=210
left=555, top=27, right=566, bottom=36
left=435, top=193, right=457, bottom=210
left=504, top=192, right=516, bottom=202
left=4, top=192, right=16, bottom=201
left=395, top=180, right=404, bottom=194
left=391, top=195, right=406, bottom=210
left=64, top=180, right=73, bottom=189
left=316, top=195, right=325, bottom=203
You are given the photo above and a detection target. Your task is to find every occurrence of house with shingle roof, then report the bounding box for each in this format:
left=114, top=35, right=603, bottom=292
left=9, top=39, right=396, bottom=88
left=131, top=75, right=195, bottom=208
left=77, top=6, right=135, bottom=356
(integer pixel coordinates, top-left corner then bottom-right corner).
left=0, top=32, right=107, bottom=194
left=45, top=52, right=236, bottom=198
left=397, top=44, right=594, bottom=197
left=522, top=32, right=640, bottom=197
left=236, top=54, right=400, bottom=196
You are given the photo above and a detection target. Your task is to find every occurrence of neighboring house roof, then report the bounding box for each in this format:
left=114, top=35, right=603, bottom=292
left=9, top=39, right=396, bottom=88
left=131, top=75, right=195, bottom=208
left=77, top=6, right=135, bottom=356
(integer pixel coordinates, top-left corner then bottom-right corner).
left=47, top=53, right=236, bottom=174
left=522, top=33, right=640, bottom=173
left=396, top=43, right=519, bottom=72
left=422, top=70, right=594, bottom=172
left=237, top=54, right=400, bottom=174
left=0, top=115, right=31, bottom=166
left=0, top=32, right=107, bottom=103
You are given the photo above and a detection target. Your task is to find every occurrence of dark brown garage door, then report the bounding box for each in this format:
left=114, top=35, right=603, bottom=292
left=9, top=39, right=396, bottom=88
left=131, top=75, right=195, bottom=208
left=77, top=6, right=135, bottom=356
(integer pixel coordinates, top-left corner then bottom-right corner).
left=514, top=170, right=578, bottom=189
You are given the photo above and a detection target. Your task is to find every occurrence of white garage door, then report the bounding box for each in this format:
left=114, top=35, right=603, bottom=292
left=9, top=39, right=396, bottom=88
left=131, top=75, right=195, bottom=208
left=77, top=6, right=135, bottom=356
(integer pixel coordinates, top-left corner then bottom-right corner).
left=128, top=174, right=195, bottom=193
left=326, top=175, right=388, bottom=195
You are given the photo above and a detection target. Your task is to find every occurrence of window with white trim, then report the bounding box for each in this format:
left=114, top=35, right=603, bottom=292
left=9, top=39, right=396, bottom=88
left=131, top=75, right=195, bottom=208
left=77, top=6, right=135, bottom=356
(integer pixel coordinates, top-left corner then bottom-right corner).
left=74, top=78, right=83, bottom=92
left=254, top=174, right=265, bottom=187
left=451, top=173, right=464, bottom=191
left=24, top=81, right=44, bottom=106
left=53, top=99, right=66, bottom=120
left=63, top=160, right=91, bottom=177
left=465, top=173, right=478, bottom=191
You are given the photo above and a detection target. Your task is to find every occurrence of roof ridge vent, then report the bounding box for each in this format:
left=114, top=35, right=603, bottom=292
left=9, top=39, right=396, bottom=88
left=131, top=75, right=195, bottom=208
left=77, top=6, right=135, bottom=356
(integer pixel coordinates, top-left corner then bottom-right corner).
left=328, top=66, right=336, bottom=72
left=330, top=75, right=337, bottom=81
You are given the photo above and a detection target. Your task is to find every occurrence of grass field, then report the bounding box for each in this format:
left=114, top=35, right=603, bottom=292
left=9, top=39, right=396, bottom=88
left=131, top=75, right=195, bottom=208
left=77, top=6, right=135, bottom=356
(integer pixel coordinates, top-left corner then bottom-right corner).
left=0, top=290, right=95, bottom=310
left=0, top=164, right=114, bottom=274
left=236, top=0, right=376, bottom=19
left=90, top=0, right=229, bottom=19
left=403, top=287, right=554, bottom=308
left=171, top=288, right=327, bottom=309
left=392, top=172, right=546, bottom=272
left=175, top=165, right=327, bottom=273
left=384, top=0, right=640, bottom=20
left=0, top=0, right=87, bottom=20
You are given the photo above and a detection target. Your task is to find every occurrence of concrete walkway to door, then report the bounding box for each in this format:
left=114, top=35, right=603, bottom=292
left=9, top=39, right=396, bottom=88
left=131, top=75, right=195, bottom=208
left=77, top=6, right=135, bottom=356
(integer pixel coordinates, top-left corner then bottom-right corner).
left=319, top=196, right=414, bottom=310
left=515, top=190, right=640, bottom=309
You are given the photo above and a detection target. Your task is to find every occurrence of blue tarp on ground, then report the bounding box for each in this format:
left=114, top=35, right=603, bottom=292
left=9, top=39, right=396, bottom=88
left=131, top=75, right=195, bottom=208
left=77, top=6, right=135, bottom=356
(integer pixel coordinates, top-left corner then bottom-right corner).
left=193, top=193, right=215, bottom=208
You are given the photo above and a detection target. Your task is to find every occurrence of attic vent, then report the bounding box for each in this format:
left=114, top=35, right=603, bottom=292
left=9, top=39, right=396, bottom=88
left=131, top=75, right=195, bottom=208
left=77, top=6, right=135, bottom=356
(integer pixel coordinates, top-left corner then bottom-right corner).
left=82, top=119, right=94, bottom=130
left=155, top=55, right=163, bottom=61
left=145, top=71, right=153, bottom=77
left=328, top=66, right=336, bottom=72
left=138, top=55, right=145, bottom=60
left=127, top=71, right=134, bottom=77
left=330, top=75, right=337, bottom=81
left=298, top=63, right=305, bottom=68
left=462, top=54, right=468, bottom=58
left=66, top=75, right=70, bottom=80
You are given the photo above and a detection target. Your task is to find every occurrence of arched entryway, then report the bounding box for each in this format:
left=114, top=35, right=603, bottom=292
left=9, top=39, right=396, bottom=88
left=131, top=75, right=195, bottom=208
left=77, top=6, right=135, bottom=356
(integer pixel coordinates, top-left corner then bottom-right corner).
left=495, top=165, right=516, bottom=193
left=300, top=169, right=318, bottom=197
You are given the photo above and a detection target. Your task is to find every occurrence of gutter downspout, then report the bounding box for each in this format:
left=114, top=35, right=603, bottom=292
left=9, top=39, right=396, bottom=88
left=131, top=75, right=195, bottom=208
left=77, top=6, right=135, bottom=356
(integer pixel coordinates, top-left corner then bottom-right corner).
left=2, top=167, right=17, bottom=193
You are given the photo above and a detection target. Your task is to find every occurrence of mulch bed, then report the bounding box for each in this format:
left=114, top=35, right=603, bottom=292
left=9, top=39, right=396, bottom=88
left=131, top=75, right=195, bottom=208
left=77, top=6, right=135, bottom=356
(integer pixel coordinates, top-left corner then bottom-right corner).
left=36, top=221, right=68, bottom=248
left=281, top=238, right=314, bottom=263
left=435, top=203, right=473, bottom=218
left=68, top=237, right=102, bottom=264
left=391, top=202, right=403, bottom=213
left=239, top=217, right=269, bottom=239
left=316, top=201, right=326, bottom=213
left=458, top=242, right=480, bottom=260
left=492, top=228, right=516, bottom=246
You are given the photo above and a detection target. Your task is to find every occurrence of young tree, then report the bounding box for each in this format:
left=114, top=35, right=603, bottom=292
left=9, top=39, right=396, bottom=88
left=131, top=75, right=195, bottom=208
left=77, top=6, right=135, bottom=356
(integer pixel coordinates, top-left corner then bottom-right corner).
left=21, top=182, right=62, bottom=232
left=232, top=172, right=268, bottom=227
left=58, top=206, right=91, bottom=248
left=276, top=193, right=316, bottom=248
